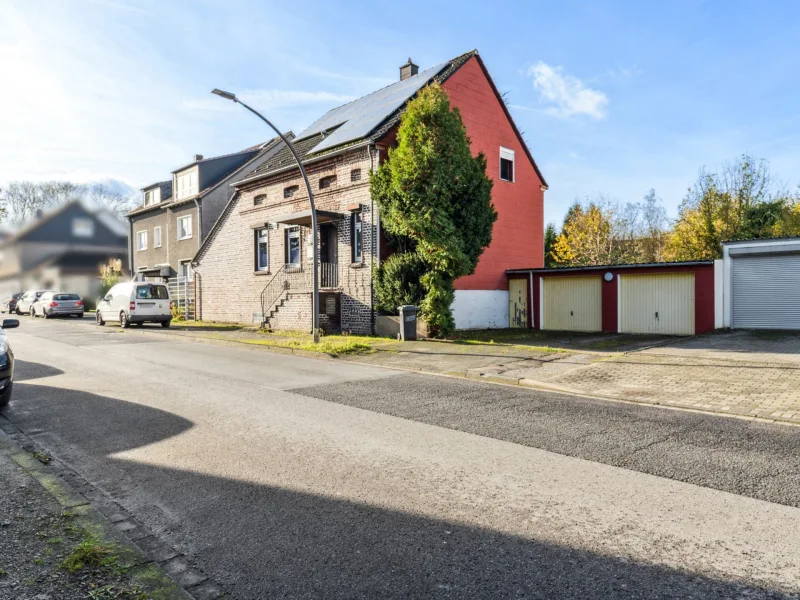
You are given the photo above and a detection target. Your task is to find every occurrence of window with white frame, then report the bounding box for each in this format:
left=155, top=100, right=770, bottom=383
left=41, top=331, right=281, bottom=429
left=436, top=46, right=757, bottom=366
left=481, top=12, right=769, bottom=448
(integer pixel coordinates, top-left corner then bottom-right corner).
left=136, top=230, right=147, bottom=251
left=285, top=228, right=301, bottom=267
left=72, top=218, right=94, bottom=238
left=175, top=169, right=198, bottom=200
left=499, top=147, right=515, bottom=182
left=179, top=261, right=194, bottom=282
left=152, top=226, right=162, bottom=248
left=255, top=228, right=269, bottom=271
left=144, top=190, right=154, bottom=206
left=351, top=211, right=363, bottom=263
left=177, top=215, right=192, bottom=240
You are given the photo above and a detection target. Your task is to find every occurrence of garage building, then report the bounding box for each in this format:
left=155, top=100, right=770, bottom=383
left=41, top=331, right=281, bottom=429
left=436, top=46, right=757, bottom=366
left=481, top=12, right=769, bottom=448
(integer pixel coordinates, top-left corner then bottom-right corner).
left=506, top=261, right=716, bottom=335
left=722, top=238, right=800, bottom=330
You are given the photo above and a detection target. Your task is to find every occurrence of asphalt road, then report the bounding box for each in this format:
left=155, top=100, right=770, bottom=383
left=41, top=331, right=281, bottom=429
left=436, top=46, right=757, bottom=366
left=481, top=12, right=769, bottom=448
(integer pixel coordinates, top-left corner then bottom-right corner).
left=2, top=315, right=800, bottom=599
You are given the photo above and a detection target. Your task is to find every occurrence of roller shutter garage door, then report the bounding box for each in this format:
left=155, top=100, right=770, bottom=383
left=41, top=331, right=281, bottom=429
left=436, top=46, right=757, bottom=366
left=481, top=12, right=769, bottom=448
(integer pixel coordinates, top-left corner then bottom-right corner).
left=619, top=273, right=695, bottom=335
left=732, top=254, right=800, bottom=329
left=542, top=276, right=601, bottom=332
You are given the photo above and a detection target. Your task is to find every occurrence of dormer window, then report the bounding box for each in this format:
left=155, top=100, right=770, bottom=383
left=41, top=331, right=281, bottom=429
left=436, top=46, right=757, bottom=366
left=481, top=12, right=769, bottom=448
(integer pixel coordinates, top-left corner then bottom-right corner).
left=283, top=185, right=299, bottom=199
left=175, top=169, right=199, bottom=200
left=144, top=187, right=161, bottom=206
left=72, top=218, right=94, bottom=238
left=319, top=175, right=336, bottom=190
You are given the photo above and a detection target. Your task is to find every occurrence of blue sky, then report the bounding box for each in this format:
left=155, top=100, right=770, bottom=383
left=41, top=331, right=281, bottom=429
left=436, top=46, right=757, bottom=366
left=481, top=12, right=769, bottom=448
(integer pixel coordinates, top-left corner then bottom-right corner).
left=2, top=0, right=799, bottom=225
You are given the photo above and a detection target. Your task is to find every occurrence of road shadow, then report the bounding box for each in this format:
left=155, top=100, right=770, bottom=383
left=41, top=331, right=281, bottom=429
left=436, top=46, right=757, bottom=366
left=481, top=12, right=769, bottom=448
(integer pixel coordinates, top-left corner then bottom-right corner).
left=13, top=360, right=65, bottom=382
left=3, top=383, right=796, bottom=599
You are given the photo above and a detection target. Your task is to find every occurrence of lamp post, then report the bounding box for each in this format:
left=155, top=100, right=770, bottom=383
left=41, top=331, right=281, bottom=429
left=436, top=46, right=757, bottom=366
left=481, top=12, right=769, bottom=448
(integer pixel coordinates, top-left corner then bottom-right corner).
left=211, top=88, right=320, bottom=343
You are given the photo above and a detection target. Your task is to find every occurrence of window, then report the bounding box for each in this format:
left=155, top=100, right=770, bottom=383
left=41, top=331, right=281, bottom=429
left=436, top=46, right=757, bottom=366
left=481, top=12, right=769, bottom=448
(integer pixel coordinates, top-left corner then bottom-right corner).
left=54, top=294, right=80, bottom=301
left=136, top=284, right=169, bottom=300
left=175, top=169, right=198, bottom=200
left=351, top=211, right=363, bottom=263
left=254, top=194, right=266, bottom=206
left=319, top=175, right=336, bottom=189
left=136, top=230, right=147, bottom=251
left=179, top=261, right=194, bottom=282
left=500, top=147, right=515, bottom=182
left=255, top=228, right=269, bottom=271
left=177, top=215, right=192, bottom=240
left=285, top=228, right=301, bottom=266
left=153, top=226, right=162, bottom=248
left=350, top=169, right=362, bottom=182
left=72, top=218, right=94, bottom=238
left=283, top=185, right=298, bottom=199
left=144, top=190, right=153, bottom=205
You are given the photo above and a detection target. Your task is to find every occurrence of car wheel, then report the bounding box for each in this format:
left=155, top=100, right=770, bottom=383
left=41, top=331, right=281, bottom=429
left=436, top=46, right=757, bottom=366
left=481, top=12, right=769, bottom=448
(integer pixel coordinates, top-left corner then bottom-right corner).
left=43, top=310, right=49, bottom=319
left=0, top=383, right=12, bottom=408
left=15, top=307, right=20, bottom=315
left=96, top=311, right=105, bottom=326
left=119, top=312, right=130, bottom=329
left=161, top=320, right=171, bottom=328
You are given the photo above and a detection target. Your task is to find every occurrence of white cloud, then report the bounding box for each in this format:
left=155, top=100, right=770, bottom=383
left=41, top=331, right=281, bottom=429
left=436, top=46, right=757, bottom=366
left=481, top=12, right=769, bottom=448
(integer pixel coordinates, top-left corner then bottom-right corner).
left=528, top=62, right=608, bottom=119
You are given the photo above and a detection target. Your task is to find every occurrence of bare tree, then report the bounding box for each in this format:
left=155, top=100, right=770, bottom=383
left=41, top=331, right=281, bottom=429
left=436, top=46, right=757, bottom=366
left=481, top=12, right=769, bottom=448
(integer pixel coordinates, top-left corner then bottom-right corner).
left=90, top=183, right=136, bottom=218
left=0, top=181, right=46, bottom=225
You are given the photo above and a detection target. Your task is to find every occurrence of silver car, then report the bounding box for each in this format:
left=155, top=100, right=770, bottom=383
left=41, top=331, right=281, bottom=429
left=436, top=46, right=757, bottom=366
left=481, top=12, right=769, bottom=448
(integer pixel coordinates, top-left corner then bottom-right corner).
left=32, top=292, right=84, bottom=319
left=16, top=290, right=47, bottom=315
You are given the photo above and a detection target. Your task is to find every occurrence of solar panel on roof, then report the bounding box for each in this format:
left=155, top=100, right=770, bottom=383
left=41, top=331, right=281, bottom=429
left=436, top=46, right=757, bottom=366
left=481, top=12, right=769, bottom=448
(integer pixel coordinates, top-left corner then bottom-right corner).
left=294, top=61, right=449, bottom=154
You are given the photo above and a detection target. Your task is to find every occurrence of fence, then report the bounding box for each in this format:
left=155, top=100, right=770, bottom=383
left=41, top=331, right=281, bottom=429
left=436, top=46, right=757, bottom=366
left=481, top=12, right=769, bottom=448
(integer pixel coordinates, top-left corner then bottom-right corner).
left=168, top=276, right=195, bottom=321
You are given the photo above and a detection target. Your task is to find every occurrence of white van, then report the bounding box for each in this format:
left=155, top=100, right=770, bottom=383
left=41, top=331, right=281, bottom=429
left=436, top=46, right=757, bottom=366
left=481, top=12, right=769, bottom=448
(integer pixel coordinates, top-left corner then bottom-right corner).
left=96, top=282, right=172, bottom=328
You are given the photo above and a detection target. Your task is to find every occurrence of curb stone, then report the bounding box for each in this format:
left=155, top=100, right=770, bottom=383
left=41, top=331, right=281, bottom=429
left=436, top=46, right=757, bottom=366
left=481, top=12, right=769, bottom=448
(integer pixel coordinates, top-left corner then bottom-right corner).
left=0, top=414, right=231, bottom=600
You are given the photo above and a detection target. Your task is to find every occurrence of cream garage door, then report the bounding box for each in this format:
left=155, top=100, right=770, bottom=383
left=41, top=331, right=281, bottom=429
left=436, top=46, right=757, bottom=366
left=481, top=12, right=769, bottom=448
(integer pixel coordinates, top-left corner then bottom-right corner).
left=542, top=276, right=601, bottom=332
left=619, top=273, right=694, bottom=335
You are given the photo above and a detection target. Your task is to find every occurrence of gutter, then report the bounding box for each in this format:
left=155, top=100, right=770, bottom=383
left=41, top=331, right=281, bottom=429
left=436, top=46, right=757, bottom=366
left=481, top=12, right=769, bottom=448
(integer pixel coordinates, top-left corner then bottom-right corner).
left=127, top=217, right=134, bottom=278
left=234, top=141, right=372, bottom=188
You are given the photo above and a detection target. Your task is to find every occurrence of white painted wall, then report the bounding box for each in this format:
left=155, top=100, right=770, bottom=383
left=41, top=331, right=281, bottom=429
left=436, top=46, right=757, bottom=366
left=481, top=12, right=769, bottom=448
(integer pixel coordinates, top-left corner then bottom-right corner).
left=452, top=290, right=509, bottom=330
left=714, top=259, right=724, bottom=329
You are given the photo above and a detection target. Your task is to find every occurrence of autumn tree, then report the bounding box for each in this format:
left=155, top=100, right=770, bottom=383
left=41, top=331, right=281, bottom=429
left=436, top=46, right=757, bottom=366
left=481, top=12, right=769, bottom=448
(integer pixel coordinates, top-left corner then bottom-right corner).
left=551, top=200, right=624, bottom=266
left=665, top=155, right=800, bottom=260
left=372, top=83, right=496, bottom=336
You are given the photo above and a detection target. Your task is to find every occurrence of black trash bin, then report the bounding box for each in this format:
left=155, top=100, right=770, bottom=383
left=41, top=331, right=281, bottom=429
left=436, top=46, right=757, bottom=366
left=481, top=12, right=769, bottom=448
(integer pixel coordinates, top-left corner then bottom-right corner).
left=398, top=305, right=418, bottom=341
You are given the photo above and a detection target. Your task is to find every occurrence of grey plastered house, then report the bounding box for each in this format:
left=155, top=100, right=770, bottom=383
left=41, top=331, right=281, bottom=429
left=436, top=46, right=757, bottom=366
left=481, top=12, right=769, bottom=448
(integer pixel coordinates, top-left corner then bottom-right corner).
left=126, top=136, right=287, bottom=282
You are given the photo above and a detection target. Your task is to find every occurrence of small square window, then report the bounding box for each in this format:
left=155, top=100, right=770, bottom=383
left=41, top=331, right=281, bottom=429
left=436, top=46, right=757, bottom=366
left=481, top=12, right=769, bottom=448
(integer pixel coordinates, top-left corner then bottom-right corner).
left=350, top=169, right=362, bottom=182
left=319, top=175, right=336, bottom=189
left=254, top=194, right=266, bottom=206
left=72, top=218, right=94, bottom=238
left=283, top=185, right=299, bottom=199
left=499, top=147, right=515, bottom=182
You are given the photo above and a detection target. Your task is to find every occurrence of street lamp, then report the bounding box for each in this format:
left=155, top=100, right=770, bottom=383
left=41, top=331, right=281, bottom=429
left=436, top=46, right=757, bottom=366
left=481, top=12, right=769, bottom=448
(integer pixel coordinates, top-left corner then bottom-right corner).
left=211, top=88, right=320, bottom=343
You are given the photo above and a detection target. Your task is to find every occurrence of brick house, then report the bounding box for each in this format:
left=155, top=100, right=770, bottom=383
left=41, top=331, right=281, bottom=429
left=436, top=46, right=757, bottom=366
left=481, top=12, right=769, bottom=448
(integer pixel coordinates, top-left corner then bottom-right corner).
left=193, top=50, right=547, bottom=333
left=126, top=138, right=285, bottom=282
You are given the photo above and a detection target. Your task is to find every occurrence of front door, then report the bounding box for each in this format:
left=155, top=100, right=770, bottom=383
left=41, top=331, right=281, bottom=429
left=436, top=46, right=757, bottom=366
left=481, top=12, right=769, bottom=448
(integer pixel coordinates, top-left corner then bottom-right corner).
left=319, top=223, right=338, bottom=288
left=509, top=278, right=528, bottom=328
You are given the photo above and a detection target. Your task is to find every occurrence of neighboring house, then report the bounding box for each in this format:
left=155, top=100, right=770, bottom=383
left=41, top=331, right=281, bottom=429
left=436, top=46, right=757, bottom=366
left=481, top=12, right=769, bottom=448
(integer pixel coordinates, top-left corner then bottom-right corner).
left=0, top=201, right=128, bottom=302
left=126, top=137, right=286, bottom=282
left=193, top=50, right=547, bottom=333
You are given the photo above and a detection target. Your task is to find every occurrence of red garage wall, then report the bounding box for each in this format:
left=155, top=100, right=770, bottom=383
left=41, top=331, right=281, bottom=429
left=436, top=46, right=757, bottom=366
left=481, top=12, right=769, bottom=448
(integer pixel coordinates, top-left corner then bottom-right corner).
left=514, top=263, right=715, bottom=334
left=443, top=56, right=545, bottom=292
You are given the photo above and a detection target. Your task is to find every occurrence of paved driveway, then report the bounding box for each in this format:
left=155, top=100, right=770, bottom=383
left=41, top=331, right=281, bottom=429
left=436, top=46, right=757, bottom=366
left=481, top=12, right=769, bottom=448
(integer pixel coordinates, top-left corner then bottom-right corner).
left=546, top=330, right=800, bottom=424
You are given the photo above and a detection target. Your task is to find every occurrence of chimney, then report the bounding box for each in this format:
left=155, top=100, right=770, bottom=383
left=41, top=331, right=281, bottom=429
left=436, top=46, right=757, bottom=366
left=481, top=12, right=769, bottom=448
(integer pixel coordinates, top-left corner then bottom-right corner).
left=399, top=58, right=419, bottom=81
left=194, top=154, right=204, bottom=162
left=35, top=209, right=44, bottom=219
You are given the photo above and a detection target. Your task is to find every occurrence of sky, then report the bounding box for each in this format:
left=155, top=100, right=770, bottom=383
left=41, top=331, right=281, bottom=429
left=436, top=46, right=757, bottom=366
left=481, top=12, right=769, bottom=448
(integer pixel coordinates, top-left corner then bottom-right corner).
left=2, top=0, right=800, bottom=226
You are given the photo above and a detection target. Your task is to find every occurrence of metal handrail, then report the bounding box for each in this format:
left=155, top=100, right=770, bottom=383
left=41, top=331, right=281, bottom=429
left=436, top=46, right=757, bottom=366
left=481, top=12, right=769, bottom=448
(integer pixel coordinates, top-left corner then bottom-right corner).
left=259, top=262, right=347, bottom=327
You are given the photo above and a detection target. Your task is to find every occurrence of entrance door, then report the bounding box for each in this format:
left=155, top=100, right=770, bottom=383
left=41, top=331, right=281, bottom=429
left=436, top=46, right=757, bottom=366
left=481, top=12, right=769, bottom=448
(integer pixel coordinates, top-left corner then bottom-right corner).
left=508, top=278, right=528, bottom=328
left=319, top=223, right=338, bottom=288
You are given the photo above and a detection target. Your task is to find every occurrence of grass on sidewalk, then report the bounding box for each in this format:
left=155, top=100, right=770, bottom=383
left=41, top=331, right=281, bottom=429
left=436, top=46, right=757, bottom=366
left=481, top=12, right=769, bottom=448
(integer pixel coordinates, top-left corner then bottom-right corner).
left=211, top=331, right=397, bottom=356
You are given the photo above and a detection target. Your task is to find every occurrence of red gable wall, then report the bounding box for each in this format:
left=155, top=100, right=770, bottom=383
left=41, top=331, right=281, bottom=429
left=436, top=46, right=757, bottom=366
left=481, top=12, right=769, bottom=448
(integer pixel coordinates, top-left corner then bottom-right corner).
left=442, top=56, right=545, bottom=291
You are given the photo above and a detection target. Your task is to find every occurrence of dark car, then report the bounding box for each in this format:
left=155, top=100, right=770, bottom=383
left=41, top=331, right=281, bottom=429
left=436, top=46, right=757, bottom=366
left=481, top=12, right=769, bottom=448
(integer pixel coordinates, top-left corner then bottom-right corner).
left=1, top=293, right=22, bottom=314
left=0, top=318, right=20, bottom=408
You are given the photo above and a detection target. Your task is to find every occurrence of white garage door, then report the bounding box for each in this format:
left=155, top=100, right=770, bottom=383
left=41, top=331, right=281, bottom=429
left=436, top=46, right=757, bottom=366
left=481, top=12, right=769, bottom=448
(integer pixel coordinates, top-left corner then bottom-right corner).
left=542, top=276, right=601, bottom=332
left=619, top=273, right=695, bottom=335
left=732, top=254, right=800, bottom=329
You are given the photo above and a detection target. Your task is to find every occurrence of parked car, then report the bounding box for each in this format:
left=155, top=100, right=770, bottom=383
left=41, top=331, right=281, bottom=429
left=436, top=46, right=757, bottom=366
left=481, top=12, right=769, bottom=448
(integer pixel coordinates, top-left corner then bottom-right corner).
left=0, top=317, right=20, bottom=408
left=32, top=292, right=84, bottom=319
left=16, top=290, right=48, bottom=315
left=96, top=282, right=172, bottom=328
left=1, top=293, right=22, bottom=314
